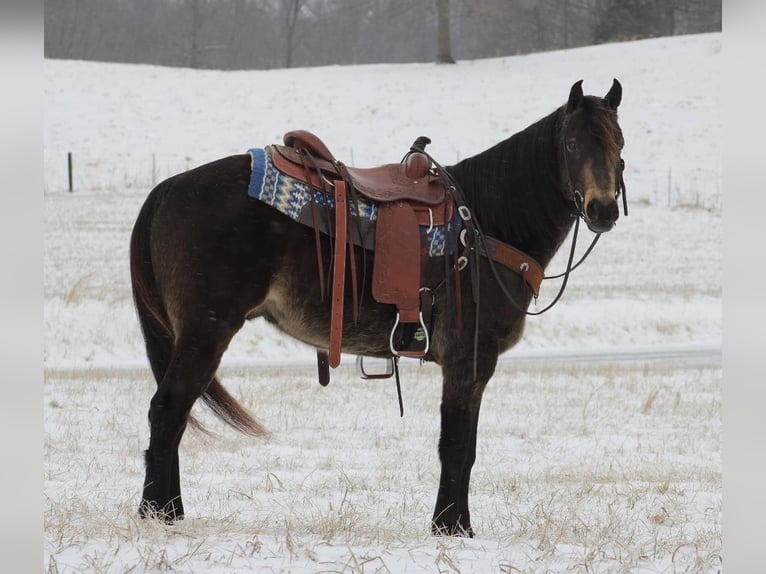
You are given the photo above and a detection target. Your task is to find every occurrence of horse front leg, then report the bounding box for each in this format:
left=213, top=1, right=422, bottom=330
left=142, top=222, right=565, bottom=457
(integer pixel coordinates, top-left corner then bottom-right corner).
left=431, top=356, right=496, bottom=537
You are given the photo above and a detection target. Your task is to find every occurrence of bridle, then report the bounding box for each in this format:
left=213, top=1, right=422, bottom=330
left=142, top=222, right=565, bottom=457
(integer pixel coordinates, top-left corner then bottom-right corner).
left=544, top=139, right=628, bottom=283
left=560, top=109, right=628, bottom=216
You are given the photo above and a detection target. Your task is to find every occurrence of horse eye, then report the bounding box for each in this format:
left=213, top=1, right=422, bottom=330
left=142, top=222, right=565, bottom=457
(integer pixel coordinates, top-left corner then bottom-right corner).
left=566, top=139, right=577, bottom=153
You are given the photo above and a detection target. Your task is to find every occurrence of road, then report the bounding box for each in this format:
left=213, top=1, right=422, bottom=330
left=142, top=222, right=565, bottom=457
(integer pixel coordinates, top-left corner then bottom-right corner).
left=498, top=343, right=721, bottom=368
left=45, top=343, right=721, bottom=379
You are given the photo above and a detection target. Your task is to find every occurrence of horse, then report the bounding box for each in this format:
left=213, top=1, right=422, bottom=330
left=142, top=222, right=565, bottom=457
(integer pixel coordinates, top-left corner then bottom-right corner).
left=130, top=79, right=626, bottom=537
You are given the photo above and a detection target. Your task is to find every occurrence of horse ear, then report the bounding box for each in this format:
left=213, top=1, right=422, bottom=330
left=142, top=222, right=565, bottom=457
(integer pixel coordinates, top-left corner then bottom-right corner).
left=567, top=80, right=584, bottom=114
left=604, top=78, right=622, bottom=109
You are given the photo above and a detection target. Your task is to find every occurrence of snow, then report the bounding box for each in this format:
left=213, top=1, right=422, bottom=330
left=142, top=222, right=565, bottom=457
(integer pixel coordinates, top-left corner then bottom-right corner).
left=44, top=33, right=721, bottom=572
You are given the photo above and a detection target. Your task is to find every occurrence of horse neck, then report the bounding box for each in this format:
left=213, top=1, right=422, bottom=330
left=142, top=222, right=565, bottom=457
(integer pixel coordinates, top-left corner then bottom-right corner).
left=447, top=108, right=575, bottom=269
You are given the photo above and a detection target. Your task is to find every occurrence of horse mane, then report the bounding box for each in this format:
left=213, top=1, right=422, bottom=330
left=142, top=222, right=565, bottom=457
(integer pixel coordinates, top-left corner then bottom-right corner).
left=447, top=106, right=569, bottom=266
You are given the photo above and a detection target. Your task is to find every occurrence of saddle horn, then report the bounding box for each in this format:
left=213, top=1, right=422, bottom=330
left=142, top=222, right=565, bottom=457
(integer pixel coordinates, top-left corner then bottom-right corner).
left=410, top=136, right=431, bottom=153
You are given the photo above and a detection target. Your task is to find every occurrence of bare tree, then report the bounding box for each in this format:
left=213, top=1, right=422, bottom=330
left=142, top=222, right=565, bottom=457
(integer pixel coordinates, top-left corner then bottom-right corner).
left=184, top=0, right=203, bottom=68
left=435, top=0, right=455, bottom=63
left=283, top=0, right=308, bottom=67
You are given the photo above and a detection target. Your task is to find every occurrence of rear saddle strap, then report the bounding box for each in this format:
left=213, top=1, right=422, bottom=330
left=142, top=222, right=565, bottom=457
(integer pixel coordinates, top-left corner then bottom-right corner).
left=328, top=179, right=348, bottom=369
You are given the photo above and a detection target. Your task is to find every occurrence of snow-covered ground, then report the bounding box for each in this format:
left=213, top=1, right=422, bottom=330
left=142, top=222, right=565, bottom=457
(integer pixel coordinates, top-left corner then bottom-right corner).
left=44, top=33, right=721, bottom=572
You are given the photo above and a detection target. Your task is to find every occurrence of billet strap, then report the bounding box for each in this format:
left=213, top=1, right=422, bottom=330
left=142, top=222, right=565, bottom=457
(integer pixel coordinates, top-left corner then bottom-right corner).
left=328, top=179, right=348, bottom=368
left=316, top=350, right=330, bottom=386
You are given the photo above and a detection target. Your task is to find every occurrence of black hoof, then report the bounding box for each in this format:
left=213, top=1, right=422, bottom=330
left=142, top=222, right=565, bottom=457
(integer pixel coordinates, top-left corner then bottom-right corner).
left=431, top=521, right=474, bottom=538
left=139, top=499, right=184, bottom=524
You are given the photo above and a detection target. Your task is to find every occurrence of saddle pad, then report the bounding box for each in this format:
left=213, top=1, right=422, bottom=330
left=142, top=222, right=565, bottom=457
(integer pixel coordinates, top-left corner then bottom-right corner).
left=247, top=147, right=459, bottom=257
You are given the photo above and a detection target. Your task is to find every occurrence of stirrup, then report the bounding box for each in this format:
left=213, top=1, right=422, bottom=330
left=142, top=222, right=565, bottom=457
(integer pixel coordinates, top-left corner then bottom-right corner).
left=356, top=356, right=395, bottom=380
left=388, top=311, right=430, bottom=358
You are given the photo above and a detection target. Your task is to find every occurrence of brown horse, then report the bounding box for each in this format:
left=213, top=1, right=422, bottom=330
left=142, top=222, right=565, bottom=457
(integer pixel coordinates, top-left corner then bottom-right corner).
left=130, top=79, right=625, bottom=536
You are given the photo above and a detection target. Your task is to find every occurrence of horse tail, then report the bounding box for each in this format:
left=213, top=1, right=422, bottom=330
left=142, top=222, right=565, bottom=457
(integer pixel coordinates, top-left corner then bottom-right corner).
left=130, top=178, right=269, bottom=438
left=199, top=381, right=270, bottom=438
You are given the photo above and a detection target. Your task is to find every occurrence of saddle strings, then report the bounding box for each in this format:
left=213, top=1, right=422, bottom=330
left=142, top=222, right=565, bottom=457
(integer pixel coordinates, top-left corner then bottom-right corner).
left=336, top=162, right=365, bottom=324
left=299, top=148, right=366, bottom=325
left=298, top=150, right=329, bottom=301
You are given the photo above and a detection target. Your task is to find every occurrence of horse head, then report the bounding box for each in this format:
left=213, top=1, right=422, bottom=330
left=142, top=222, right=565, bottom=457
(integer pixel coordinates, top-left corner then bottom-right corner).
left=561, top=79, right=625, bottom=233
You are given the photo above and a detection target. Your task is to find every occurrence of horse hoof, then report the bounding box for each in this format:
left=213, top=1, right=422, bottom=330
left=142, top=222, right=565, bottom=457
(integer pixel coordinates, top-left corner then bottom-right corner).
left=139, top=500, right=184, bottom=524
left=431, top=522, right=474, bottom=538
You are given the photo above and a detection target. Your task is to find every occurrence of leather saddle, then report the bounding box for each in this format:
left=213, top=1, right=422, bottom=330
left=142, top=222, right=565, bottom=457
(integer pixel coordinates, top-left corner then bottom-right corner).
left=273, top=130, right=446, bottom=206
left=270, top=130, right=454, bottom=378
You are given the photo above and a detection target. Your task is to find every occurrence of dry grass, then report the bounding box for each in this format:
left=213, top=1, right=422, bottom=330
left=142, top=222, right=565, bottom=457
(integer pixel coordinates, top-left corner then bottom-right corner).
left=44, top=361, right=721, bottom=572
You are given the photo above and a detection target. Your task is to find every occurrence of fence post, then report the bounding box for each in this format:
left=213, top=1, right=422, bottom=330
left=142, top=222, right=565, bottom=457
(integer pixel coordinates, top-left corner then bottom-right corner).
left=667, top=168, right=671, bottom=209
left=68, top=152, right=73, bottom=192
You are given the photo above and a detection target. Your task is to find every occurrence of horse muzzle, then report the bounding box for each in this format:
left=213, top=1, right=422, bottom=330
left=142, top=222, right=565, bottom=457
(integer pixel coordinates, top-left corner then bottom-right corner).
left=583, top=197, right=619, bottom=233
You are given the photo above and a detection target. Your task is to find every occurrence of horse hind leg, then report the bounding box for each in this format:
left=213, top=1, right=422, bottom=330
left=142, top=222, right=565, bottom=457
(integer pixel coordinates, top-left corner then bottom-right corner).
left=139, top=320, right=245, bottom=522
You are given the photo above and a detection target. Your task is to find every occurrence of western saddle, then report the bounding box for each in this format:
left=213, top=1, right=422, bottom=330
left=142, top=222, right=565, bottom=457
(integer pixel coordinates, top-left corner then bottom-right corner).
left=270, top=130, right=544, bottom=389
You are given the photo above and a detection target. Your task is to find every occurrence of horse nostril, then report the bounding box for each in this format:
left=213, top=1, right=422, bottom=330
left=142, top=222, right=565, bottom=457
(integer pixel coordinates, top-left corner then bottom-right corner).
left=586, top=199, right=619, bottom=223
left=586, top=200, right=600, bottom=221
left=605, top=200, right=619, bottom=222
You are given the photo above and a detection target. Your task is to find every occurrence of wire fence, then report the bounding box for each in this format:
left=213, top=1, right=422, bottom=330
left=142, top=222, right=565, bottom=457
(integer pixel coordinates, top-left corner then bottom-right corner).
left=45, top=150, right=723, bottom=214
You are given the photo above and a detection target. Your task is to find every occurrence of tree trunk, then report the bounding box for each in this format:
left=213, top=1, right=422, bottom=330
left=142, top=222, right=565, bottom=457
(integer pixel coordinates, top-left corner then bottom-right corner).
left=436, top=0, right=455, bottom=64
left=285, top=0, right=304, bottom=68
left=186, top=0, right=202, bottom=69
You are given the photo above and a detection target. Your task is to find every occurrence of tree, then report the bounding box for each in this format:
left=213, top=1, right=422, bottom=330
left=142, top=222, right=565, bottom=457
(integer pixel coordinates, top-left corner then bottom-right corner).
left=184, top=0, right=203, bottom=68
left=283, top=0, right=308, bottom=68
left=593, top=0, right=672, bottom=44
left=435, top=0, right=455, bottom=63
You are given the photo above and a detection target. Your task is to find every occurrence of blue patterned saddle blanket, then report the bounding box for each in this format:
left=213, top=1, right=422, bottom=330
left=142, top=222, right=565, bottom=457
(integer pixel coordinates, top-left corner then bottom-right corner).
left=247, top=147, right=459, bottom=257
